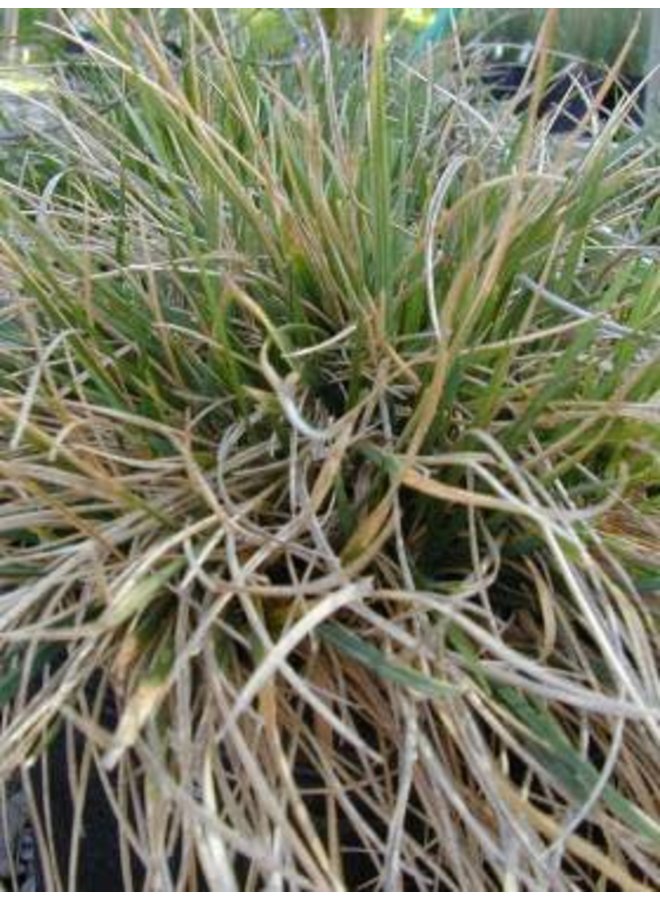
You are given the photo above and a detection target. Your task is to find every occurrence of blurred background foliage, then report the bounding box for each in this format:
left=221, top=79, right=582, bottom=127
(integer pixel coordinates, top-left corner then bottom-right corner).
left=3, top=8, right=650, bottom=76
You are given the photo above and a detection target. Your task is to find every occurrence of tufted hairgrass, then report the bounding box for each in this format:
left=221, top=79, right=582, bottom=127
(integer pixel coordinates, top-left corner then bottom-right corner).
left=0, top=9, right=659, bottom=890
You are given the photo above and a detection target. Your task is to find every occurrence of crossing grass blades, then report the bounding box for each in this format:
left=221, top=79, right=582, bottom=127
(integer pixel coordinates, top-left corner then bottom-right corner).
left=0, top=9, right=659, bottom=891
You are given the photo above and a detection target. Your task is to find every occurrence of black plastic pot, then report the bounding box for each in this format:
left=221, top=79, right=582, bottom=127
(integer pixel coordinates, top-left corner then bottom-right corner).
left=30, top=709, right=406, bottom=890
left=30, top=678, right=145, bottom=891
left=481, top=62, right=645, bottom=132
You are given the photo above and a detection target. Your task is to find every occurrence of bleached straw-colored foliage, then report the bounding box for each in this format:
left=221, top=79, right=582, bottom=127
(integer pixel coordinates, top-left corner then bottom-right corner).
left=1, top=10, right=659, bottom=890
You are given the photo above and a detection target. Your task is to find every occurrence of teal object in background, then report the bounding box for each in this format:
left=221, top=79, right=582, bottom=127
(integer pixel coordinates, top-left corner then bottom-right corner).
left=412, top=9, right=459, bottom=56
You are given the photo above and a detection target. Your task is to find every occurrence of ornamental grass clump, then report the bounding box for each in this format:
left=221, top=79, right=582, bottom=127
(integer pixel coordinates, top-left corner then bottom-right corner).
left=0, top=9, right=659, bottom=891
